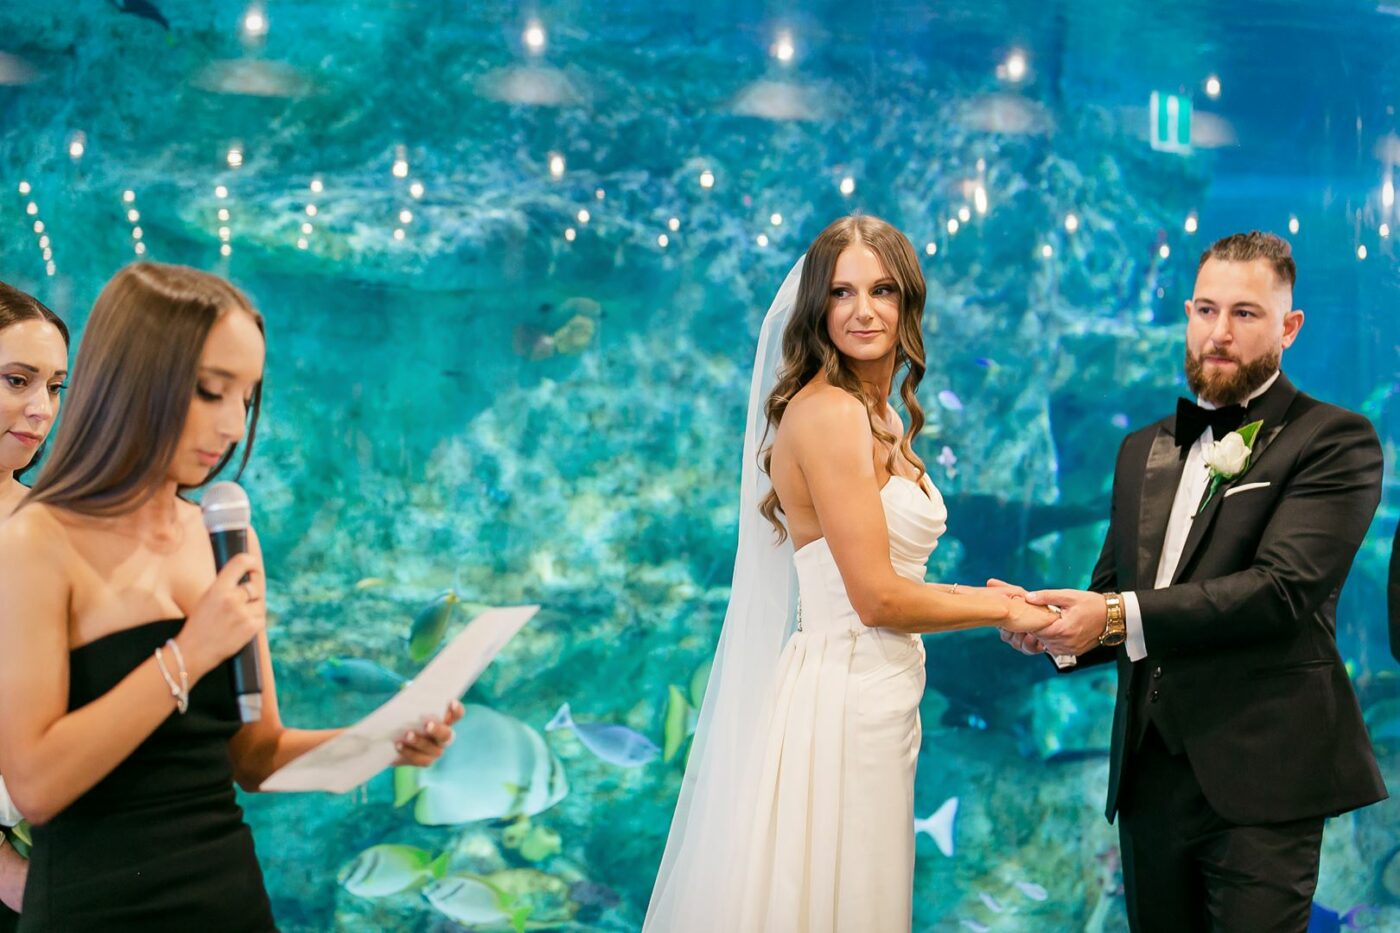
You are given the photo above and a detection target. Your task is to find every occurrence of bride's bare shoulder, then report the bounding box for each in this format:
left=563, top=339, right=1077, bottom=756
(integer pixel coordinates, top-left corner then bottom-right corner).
left=782, top=384, right=872, bottom=443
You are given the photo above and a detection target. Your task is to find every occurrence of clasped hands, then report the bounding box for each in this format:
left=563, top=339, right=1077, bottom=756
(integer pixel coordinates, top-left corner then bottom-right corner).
left=985, top=579, right=1110, bottom=659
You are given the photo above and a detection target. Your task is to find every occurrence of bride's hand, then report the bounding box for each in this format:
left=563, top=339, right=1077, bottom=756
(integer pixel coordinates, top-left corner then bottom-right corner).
left=985, top=577, right=1029, bottom=598
left=1002, top=598, right=1058, bottom=634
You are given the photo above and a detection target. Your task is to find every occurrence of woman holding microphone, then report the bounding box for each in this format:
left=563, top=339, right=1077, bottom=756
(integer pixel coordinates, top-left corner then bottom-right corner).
left=0, top=262, right=460, bottom=931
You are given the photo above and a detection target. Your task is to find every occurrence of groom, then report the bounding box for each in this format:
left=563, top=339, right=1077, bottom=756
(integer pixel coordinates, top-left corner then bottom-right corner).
left=1003, top=231, right=1387, bottom=931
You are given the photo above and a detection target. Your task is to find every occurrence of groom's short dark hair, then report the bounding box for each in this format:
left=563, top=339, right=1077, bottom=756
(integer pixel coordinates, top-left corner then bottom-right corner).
left=1198, top=231, right=1297, bottom=289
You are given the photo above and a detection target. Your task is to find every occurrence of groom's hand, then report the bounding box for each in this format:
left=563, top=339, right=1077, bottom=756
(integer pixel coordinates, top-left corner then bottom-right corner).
left=999, top=627, right=1046, bottom=655
left=1025, top=589, right=1108, bottom=656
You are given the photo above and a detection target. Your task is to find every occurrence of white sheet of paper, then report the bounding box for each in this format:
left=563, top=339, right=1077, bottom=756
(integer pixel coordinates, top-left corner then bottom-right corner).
left=262, top=604, right=538, bottom=794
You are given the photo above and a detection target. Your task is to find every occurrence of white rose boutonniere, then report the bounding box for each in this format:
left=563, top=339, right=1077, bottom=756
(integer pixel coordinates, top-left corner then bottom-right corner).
left=1198, top=419, right=1264, bottom=514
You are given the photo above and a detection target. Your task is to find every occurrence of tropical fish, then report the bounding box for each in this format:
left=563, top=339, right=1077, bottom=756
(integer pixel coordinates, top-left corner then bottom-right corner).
left=113, top=0, right=171, bottom=31
left=663, top=685, right=701, bottom=763
left=938, top=389, right=965, bottom=412
left=936, top=446, right=958, bottom=471
left=913, top=796, right=958, bottom=857
left=337, top=844, right=448, bottom=898
left=546, top=703, right=659, bottom=767
left=354, top=576, right=387, bottom=590
left=1015, top=880, right=1048, bottom=901
left=317, top=658, right=405, bottom=693
left=1111, top=413, right=1131, bottom=430
left=396, top=704, right=567, bottom=825
left=425, top=869, right=575, bottom=929
left=973, top=357, right=995, bottom=369
left=408, top=590, right=458, bottom=662
left=689, top=659, right=711, bottom=707
left=423, top=875, right=515, bottom=926
left=1307, top=903, right=1370, bottom=933
left=978, top=892, right=1004, bottom=913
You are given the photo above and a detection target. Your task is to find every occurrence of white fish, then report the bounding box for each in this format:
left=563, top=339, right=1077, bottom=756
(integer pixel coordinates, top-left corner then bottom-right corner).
left=476, top=65, right=584, bottom=107
left=1015, top=880, right=1049, bottom=901
left=546, top=702, right=659, bottom=767
left=938, top=389, right=964, bottom=412
left=193, top=60, right=308, bottom=98
left=913, top=796, right=958, bottom=857
left=979, top=891, right=1004, bottom=913
left=399, top=704, right=568, bottom=825
left=0, top=52, right=38, bottom=86
left=423, top=875, right=507, bottom=925
left=730, top=80, right=828, bottom=121
left=337, top=844, right=448, bottom=898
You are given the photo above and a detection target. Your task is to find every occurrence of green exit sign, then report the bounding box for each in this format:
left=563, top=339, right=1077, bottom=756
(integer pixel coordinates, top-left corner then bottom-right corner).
left=1150, top=91, right=1192, bottom=154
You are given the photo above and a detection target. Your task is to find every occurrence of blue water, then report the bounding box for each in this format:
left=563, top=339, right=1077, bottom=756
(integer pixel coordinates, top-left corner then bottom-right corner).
left=3, top=1, right=1399, bottom=929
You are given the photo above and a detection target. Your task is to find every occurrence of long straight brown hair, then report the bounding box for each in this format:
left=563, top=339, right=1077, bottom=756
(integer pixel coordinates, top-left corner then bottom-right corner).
left=26, top=263, right=264, bottom=517
left=759, top=215, right=929, bottom=540
left=0, top=281, right=71, bottom=480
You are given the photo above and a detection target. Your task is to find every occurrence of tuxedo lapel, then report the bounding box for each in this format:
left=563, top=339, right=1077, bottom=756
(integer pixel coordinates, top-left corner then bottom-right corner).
left=1137, top=426, right=1186, bottom=586
left=1170, top=373, right=1301, bottom=585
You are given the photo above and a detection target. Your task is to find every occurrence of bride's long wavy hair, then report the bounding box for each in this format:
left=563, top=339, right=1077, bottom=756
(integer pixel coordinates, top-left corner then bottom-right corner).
left=759, top=214, right=928, bottom=541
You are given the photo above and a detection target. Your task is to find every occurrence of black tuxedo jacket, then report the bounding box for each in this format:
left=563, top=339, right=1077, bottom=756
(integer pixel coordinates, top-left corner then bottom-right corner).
left=1388, top=523, right=1400, bottom=665
left=1075, top=373, right=1387, bottom=825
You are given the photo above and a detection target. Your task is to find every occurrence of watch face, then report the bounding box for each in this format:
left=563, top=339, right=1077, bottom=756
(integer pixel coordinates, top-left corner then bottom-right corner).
left=1100, top=631, right=1127, bottom=647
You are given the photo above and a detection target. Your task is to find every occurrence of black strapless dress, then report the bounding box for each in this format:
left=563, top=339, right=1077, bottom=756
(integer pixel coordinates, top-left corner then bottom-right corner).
left=19, top=620, right=277, bottom=932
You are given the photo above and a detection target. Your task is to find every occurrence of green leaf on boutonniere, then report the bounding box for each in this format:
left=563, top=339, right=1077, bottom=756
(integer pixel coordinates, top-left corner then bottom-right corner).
left=1235, top=419, right=1264, bottom=449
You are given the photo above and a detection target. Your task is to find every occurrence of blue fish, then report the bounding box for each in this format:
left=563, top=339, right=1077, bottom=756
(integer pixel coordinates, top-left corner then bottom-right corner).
left=973, top=357, right=995, bottom=369
left=1111, top=413, right=1131, bottom=430
left=546, top=703, right=659, bottom=767
left=317, top=657, right=406, bottom=693
left=1307, top=904, right=1368, bottom=933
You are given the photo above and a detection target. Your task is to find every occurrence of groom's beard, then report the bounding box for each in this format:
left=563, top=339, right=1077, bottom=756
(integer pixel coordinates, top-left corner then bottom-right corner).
left=1184, top=345, right=1280, bottom=406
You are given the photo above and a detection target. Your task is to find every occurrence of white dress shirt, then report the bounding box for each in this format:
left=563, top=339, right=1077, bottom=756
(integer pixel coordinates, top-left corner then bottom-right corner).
left=1121, top=371, right=1281, bottom=660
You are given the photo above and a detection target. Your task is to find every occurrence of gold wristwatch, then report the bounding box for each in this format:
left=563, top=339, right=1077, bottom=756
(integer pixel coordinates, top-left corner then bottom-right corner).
left=1099, top=593, right=1127, bottom=647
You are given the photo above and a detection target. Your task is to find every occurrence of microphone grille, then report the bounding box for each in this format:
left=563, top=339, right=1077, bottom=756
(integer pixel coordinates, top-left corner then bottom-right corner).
left=201, top=482, right=251, bottom=533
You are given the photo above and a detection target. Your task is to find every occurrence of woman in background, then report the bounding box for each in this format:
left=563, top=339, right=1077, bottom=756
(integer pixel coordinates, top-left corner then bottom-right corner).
left=0, top=263, right=460, bottom=931
left=0, top=281, right=69, bottom=929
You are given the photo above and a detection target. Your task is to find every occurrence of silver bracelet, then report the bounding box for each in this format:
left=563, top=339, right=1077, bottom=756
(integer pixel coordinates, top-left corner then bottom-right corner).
left=949, top=583, right=960, bottom=595
left=153, top=643, right=190, bottom=714
left=164, top=638, right=190, bottom=705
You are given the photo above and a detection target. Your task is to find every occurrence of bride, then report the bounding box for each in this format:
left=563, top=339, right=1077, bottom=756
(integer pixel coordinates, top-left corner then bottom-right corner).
left=645, top=215, right=1055, bottom=932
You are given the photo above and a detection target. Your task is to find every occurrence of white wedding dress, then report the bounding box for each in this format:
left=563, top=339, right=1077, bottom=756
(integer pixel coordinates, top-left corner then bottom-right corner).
left=733, top=474, right=947, bottom=933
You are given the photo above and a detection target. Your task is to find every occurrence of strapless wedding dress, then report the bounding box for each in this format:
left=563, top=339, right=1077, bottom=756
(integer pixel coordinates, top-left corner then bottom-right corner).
left=735, top=475, right=948, bottom=933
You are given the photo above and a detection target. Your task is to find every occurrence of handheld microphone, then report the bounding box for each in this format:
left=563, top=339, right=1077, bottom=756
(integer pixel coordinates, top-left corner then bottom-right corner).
left=201, top=482, right=263, bottom=723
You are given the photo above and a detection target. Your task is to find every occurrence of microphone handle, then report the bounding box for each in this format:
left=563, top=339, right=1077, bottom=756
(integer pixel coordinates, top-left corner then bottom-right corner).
left=209, top=527, right=263, bottom=722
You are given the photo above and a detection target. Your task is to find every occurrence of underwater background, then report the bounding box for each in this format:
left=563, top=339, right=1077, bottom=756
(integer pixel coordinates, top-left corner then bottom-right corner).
left=3, top=0, right=1400, bottom=929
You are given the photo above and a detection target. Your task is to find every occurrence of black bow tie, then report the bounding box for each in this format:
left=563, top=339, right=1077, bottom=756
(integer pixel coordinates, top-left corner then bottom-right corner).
left=1175, top=398, right=1246, bottom=448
